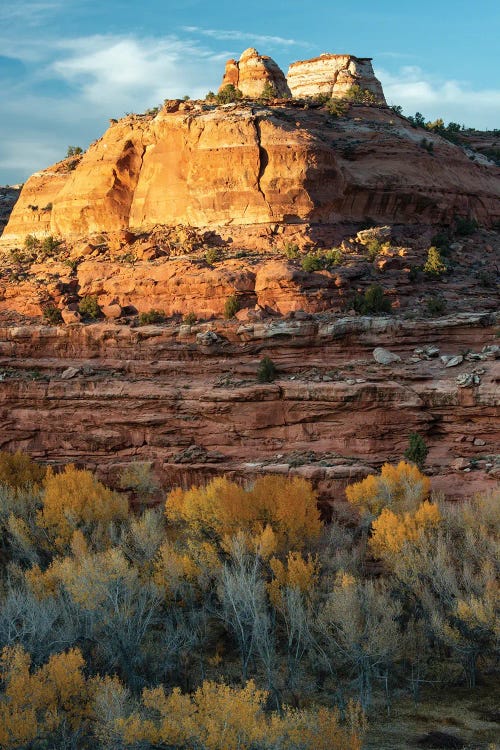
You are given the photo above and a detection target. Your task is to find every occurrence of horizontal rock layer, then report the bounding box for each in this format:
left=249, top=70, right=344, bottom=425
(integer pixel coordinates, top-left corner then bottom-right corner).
left=287, top=54, right=386, bottom=102
left=0, top=313, right=497, bottom=504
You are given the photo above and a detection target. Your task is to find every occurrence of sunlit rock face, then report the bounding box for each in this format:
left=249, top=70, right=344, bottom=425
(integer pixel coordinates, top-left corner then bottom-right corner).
left=287, top=53, right=386, bottom=102
left=219, top=47, right=292, bottom=98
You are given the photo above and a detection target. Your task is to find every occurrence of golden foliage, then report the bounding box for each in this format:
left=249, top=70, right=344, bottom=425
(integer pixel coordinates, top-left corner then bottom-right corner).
left=166, top=475, right=322, bottom=551
left=0, top=450, right=46, bottom=489
left=346, top=461, right=431, bottom=515
left=115, top=679, right=364, bottom=750
left=0, top=645, right=89, bottom=747
left=369, top=501, right=441, bottom=558
left=39, top=465, right=128, bottom=547
left=268, top=551, right=320, bottom=607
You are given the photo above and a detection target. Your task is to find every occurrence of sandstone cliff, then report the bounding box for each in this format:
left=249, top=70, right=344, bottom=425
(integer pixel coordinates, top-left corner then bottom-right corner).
left=2, top=102, right=499, bottom=245
left=220, top=47, right=291, bottom=98
left=287, top=54, right=386, bottom=102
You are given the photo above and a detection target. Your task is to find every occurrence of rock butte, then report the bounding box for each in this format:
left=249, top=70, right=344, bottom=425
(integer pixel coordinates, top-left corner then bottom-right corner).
left=220, top=47, right=291, bottom=98
left=287, top=53, right=386, bottom=103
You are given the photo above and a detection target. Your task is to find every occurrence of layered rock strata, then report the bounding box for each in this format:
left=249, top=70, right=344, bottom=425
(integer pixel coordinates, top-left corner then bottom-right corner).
left=0, top=313, right=497, bottom=504
left=220, top=47, right=291, bottom=98
left=287, top=54, right=386, bottom=102
left=2, top=104, right=499, bottom=244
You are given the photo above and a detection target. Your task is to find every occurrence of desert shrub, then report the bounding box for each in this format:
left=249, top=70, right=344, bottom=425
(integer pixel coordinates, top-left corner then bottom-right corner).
left=420, top=137, right=434, bottom=153
left=344, top=85, right=380, bottom=105
left=454, top=216, right=478, bottom=236
left=205, top=91, right=217, bottom=101
left=216, top=84, right=243, bottom=104
left=326, top=98, right=349, bottom=117
left=301, top=253, right=322, bottom=272
left=224, top=295, right=239, bottom=319
left=24, top=234, right=40, bottom=252
left=66, top=145, right=83, bottom=157
left=0, top=451, right=46, bottom=489
left=78, top=295, right=101, bottom=320
left=369, top=500, right=441, bottom=557
left=40, top=235, right=61, bottom=255
left=205, top=248, right=221, bottom=265
left=426, top=296, right=447, bottom=315
left=423, top=246, right=447, bottom=275
left=363, top=238, right=386, bottom=260
left=42, top=304, right=63, bottom=325
left=260, top=81, right=277, bottom=99
left=352, top=284, right=392, bottom=314
left=283, top=242, right=300, bottom=259
left=404, top=432, right=429, bottom=469
left=183, top=312, right=197, bottom=325
left=138, top=309, right=166, bottom=325
left=323, top=248, right=343, bottom=266
left=257, top=356, right=277, bottom=383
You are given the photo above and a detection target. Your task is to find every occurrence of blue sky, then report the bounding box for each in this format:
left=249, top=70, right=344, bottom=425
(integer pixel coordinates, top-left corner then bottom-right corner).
left=1, top=0, right=499, bottom=184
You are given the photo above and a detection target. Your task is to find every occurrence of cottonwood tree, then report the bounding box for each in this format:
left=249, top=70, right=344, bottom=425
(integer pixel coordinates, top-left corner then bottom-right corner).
left=318, top=575, right=402, bottom=710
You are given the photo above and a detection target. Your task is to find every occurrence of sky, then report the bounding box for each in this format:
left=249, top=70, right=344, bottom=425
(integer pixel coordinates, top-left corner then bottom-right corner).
left=1, top=0, right=499, bottom=185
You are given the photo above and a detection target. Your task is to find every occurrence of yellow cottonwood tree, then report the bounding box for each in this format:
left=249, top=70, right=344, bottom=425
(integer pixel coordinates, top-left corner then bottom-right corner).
left=346, top=461, right=431, bottom=516
left=370, top=500, right=441, bottom=558
left=0, top=450, right=46, bottom=489
left=0, top=645, right=90, bottom=747
left=39, top=465, right=128, bottom=548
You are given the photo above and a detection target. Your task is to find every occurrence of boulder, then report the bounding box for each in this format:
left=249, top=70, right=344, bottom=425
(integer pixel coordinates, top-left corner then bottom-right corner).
left=101, top=302, right=122, bottom=319
left=61, top=308, right=81, bottom=325
left=373, top=347, right=401, bottom=365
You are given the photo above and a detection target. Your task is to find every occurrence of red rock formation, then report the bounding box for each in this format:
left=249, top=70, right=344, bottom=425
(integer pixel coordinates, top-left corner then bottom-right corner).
left=0, top=313, right=497, bottom=503
left=2, top=103, right=498, bottom=246
left=287, top=54, right=386, bottom=102
left=220, top=48, right=291, bottom=98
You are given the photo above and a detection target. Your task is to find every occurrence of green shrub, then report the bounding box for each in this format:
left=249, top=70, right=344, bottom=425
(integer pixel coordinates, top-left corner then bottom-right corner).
left=353, top=284, right=392, bottom=314
left=364, top=239, right=385, bottom=260
left=24, top=234, right=40, bottom=252
left=426, top=296, right=447, bottom=316
left=78, top=295, right=101, bottom=320
left=257, top=356, right=277, bottom=383
left=301, top=253, right=322, bottom=272
left=40, top=235, right=61, bottom=256
left=224, top=295, right=239, bottom=319
left=205, top=248, right=221, bottom=266
left=138, top=309, right=166, bottom=325
left=43, top=304, right=63, bottom=325
left=423, top=246, right=447, bottom=275
left=216, top=84, right=243, bottom=104
left=326, top=98, right=349, bottom=117
left=454, top=216, right=478, bottom=236
left=324, top=248, right=343, bottom=267
left=404, top=432, right=429, bottom=470
left=283, top=242, right=300, bottom=259
left=66, top=145, right=83, bottom=157
left=183, top=312, right=197, bottom=326
left=260, top=81, right=277, bottom=100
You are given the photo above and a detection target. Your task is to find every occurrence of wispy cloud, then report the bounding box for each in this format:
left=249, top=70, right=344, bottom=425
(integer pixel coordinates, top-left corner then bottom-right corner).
left=0, top=1, right=66, bottom=26
left=377, top=65, right=500, bottom=128
left=182, top=26, right=308, bottom=48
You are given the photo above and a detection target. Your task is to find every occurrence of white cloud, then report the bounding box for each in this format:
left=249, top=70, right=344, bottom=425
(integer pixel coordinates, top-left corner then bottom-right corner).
left=377, top=65, right=500, bottom=129
left=181, top=26, right=308, bottom=48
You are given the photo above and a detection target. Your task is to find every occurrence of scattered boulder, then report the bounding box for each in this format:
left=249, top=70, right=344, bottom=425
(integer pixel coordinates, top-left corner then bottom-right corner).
left=61, top=308, right=81, bottom=325
left=373, top=347, right=401, bottom=365
left=196, top=330, right=223, bottom=347
left=101, top=302, right=122, bottom=319
left=61, top=366, right=80, bottom=380
left=356, top=225, right=392, bottom=245
left=441, top=354, right=463, bottom=367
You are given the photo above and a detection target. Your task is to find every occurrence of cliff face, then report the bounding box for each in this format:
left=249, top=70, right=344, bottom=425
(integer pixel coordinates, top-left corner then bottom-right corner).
left=2, top=103, right=499, bottom=244
left=0, top=314, right=497, bottom=503
left=287, top=54, right=386, bottom=102
left=220, top=48, right=292, bottom=98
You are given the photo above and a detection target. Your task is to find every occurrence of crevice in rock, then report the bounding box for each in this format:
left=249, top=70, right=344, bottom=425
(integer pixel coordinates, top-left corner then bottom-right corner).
left=253, top=116, right=273, bottom=217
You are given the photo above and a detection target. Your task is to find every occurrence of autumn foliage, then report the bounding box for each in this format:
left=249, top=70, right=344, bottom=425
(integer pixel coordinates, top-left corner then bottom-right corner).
left=345, top=460, right=431, bottom=515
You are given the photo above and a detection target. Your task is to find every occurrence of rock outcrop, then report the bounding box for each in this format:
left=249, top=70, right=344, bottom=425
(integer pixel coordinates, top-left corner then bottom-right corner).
left=0, top=186, right=21, bottom=235
left=2, top=103, right=499, bottom=244
left=220, top=48, right=291, bottom=98
left=287, top=54, right=386, bottom=102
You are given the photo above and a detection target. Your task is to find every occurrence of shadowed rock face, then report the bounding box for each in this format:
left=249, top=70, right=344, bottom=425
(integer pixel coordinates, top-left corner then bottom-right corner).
left=287, top=53, right=386, bottom=102
left=2, top=103, right=499, bottom=244
left=219, top=47, right=292, bottom=98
